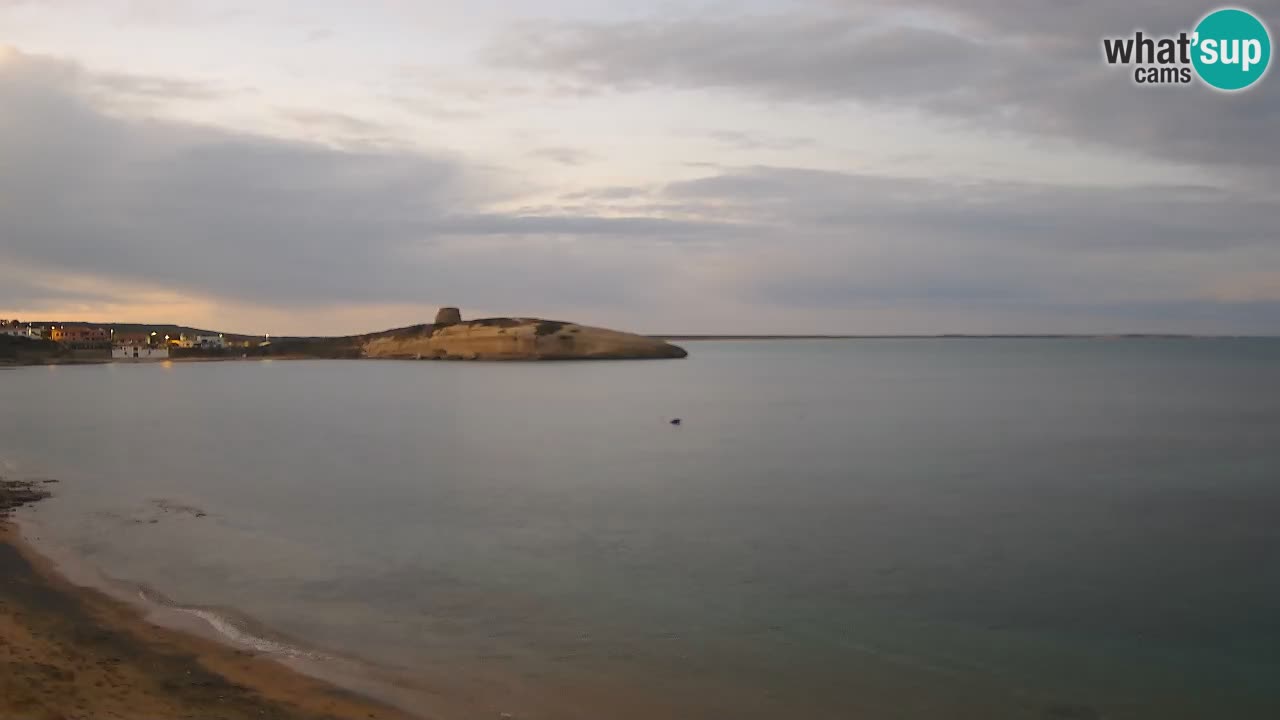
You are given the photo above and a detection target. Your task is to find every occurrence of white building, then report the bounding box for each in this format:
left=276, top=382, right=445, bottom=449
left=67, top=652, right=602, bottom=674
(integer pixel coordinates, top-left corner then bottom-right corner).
left=1, top=320, right=31, bottom=337
left=112, top=344, right=170, bottom=360
left=195, top=334, right=225, bottom=349
left=176, top=333, right=225, bottom=349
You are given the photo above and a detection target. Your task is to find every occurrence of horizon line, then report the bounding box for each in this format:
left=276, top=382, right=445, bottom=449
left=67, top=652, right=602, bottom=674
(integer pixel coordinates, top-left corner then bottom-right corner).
left=5, top=319, right=1278, bottom=341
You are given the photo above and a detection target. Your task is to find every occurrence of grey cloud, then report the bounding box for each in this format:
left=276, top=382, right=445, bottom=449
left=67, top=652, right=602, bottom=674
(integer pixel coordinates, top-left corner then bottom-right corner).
left=431, top=213, right=733, bottom=238
left=703, top=130, right=816, bottom=152
left=665, top=167, right=1277, bottom=252
left=3, top=49, right=1277, bottom=334
left=527, top=146, right=596, bottom=166
left=490, top=1, right=1280, bottom=170
left=92, top=71, right=225, bottom=101
left=0, top=51, right=698, bottom=315
left=493, top=19, right=987, bottom=102
left=0, top=267, right=114, bottom=308
left=647, top=165, right=1280, bottom=331
left=385, top=94, right=480, bottom=121
left=280, top=109, right=388, bottom=135
left=560, top=186, right=650, bottom=201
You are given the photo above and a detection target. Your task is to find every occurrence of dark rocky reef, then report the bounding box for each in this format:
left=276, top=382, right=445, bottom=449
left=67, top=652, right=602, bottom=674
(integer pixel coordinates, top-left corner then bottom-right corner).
left=0, top=477, right=51, bottom=516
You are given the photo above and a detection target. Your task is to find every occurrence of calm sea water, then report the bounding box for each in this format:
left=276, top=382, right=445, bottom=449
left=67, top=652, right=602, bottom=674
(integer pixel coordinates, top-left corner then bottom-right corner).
left=2, top=340, right=1279, bottom=718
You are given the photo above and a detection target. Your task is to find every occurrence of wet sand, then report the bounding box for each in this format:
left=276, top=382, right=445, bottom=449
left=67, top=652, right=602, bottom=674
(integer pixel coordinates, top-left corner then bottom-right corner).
left=0, top=478, right=414, bottom=720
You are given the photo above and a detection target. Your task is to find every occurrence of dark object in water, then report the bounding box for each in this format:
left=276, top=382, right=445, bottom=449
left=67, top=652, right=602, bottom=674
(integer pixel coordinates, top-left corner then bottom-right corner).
left=669, top=418, right=682, bottom=426
left=1042, top=704, right=1102, bottom=720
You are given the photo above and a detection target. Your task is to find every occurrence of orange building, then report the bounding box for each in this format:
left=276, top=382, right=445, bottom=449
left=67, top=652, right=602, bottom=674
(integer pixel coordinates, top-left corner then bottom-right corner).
left=50, top=325, right=112, bottom=349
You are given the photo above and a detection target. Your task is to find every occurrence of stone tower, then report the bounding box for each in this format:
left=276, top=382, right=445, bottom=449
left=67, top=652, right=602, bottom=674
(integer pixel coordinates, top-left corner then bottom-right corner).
left=434, top=307, right=462, bottom=325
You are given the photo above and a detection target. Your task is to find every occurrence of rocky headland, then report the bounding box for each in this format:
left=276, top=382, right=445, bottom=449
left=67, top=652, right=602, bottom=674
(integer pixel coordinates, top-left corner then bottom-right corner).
left=3, top=309, right=688, bottom=364
left=360, top=307, right=688, bottom=361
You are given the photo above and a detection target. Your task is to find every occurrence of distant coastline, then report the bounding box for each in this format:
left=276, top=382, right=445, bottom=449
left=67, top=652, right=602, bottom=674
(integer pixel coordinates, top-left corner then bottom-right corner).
left=8, top=330, right=1274, bottom=367
left=656, top=333, right=1267, bottom=340
left=2, top=308, right=688, bottom=364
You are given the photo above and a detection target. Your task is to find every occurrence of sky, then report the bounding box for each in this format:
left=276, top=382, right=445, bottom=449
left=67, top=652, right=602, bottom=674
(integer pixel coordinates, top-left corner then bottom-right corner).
left=1, top=0, right=1278, bottom=335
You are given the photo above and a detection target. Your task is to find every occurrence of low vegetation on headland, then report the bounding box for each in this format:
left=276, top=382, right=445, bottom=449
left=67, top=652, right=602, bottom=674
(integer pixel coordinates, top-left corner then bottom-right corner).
left=0, top=308, right=688, bottom=364
left=360, top=308, right=687, bottom=360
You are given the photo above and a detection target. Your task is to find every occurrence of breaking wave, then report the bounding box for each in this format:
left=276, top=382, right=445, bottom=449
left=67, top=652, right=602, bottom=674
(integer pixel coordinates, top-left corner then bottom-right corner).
left=135, top=585, right=328, bottom=660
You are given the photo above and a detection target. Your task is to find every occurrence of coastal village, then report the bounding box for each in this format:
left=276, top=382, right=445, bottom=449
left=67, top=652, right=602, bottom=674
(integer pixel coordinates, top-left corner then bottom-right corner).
left=1, top=319, right=263, bottom=360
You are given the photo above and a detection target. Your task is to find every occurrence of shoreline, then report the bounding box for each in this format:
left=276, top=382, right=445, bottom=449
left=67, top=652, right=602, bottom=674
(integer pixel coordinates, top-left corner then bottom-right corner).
left=7, top=333, right=1268, bottom=368
left=0, top=478, right=418, bottom=720
left=0, top=355, right=320, bottom=367
left=2, top=481, right=769, bottom=720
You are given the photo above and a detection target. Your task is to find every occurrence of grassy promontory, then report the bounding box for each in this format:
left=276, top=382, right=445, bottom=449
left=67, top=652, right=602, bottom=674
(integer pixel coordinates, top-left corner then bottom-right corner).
left=179, top=311, right=688, bottom=362
left=360, top=317, right=688, bottom=360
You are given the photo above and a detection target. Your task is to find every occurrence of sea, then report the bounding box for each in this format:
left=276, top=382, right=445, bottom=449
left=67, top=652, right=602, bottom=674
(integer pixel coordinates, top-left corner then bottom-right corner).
left=2, top=339, right=1278, bottom=719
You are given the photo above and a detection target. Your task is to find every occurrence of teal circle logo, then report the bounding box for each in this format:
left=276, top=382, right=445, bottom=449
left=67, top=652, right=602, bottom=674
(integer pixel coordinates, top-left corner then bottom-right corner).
left=1192, top=8, right=1271, bottom=91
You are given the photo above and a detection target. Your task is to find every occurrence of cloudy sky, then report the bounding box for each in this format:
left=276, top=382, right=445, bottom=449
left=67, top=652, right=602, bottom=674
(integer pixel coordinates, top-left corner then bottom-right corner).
left=1, top=0, right=1277, bottom=335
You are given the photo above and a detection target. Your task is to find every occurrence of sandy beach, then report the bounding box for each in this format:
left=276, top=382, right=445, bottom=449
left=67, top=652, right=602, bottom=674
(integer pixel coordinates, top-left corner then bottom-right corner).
left=0, top=478, right=414, bottom=720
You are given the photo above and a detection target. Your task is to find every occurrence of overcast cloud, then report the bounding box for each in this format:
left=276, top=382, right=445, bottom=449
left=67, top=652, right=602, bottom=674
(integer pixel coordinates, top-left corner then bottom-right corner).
left=491, top=0, right=1280, bottom=170
left=0, top=1, right=1277, bottom=334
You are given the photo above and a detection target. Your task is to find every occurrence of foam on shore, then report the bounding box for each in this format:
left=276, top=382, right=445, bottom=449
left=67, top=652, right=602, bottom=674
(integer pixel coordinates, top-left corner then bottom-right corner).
left=135, top=585, right=329, bottom=660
